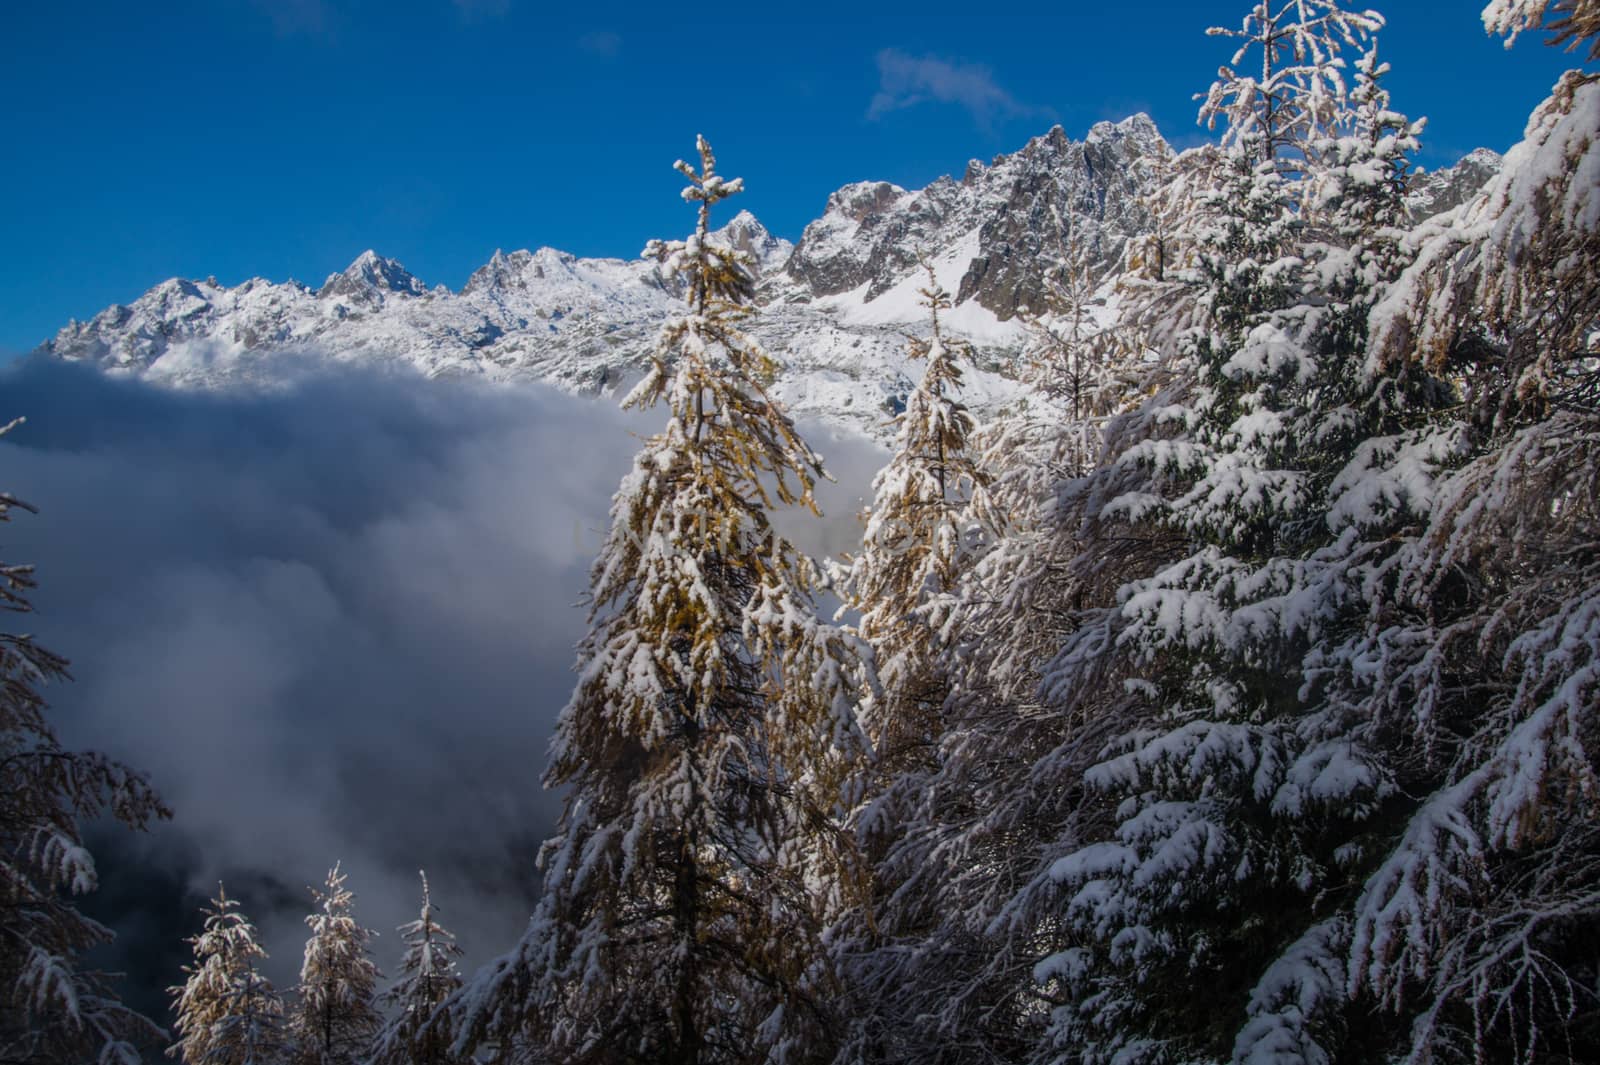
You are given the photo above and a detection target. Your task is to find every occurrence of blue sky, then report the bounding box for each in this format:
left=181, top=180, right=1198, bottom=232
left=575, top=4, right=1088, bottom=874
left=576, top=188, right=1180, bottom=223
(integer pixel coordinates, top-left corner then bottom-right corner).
left=0, top=0, right=1586, bottom=355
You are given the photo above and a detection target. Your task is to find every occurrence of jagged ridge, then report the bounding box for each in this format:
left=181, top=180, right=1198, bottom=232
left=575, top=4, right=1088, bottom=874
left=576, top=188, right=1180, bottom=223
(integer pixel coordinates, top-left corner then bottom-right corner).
left=34, top=118, right=1500, bottom=434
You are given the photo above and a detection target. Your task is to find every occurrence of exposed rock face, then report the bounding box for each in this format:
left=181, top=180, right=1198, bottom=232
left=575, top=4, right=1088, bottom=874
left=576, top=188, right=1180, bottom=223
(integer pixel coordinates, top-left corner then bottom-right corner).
left=1407, top=147, right=1504, bottom=220
left=956, top=117, right=1161, bottom=319
left=715, top=210, right=794, bottom=278
left=786, top=179, right=942, bottom=300
left=316, top=250, right=426, bottom=305
left=783, top=115, right=1164, bottom=319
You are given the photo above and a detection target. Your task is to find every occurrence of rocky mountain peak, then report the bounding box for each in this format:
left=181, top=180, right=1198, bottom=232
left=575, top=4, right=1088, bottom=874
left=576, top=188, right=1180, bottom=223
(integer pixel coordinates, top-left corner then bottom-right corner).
left=824, top=181, right=909, bottom=223
left=317, top=251, right=426, bottom=304
left=463, top=249, right=536, bottom=296
left=711, top=210, right=793, bottom=277
left=781, top=114, right=1170, bottom=320
left=1087, top=112, right=1161, bottom=147
left=1408, top=147, right=1505, bottom=220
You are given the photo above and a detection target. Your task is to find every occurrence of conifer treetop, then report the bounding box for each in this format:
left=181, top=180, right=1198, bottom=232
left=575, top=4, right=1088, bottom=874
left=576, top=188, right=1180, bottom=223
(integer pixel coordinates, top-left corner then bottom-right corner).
left=646, top=135, right=756, bottom=318
left=1198, top=0, right=1386, bottom=166
left=294, top=862, right=380, bottom=1065
left=914, top=263, right=954, bottom=343
left=843, top=260, right=994, bottom=672
left=169, top=885, right=285, bottom=1065
left=374, top=871, right=463, bottom=1065
left=389, top=870, right=461, bottom=990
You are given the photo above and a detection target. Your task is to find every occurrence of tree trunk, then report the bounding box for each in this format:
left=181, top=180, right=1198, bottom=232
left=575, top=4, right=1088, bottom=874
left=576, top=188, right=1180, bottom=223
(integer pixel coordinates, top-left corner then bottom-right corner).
left=671, top=826, right=701, bottom=1065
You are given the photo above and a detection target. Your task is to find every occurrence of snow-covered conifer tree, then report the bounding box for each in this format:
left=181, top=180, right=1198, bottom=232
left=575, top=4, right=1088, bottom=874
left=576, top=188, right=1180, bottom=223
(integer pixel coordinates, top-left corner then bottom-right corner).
left=1198, top=0, right=1385, bottom=172
left=1116, top=142, right=1227, bottom=381
left=818, top=5, right=1595, bottom=1062
left=1019, top=242, right=1133, bottom=431
left=1329, top=7, right=1600, bottom=1057
left=825, top=270, right=1003, bottom=1060
left=290, top=864, right=380, bottom=1065
left=1015, top=7, right=1465, bottom=1062
left=450, top=136, right=872, bottom=1065
left=0, top=417, right=170, bottom=1065
left=170, top=886, right=289, bottom=1065
left=1128, top=141, right=1185, bottom=283
left=839, top=268, right=994, bottom=788
left=1483, top=0, right=1600, bottom=57
left=373, top=872, right=463, bottom=1065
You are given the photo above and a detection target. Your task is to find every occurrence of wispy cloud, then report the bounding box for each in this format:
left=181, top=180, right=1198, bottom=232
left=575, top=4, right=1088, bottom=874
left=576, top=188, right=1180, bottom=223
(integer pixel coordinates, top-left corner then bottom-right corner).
left=867, top=48, right=1042, bottom=132
left=576, top=29, right=622, bottom=58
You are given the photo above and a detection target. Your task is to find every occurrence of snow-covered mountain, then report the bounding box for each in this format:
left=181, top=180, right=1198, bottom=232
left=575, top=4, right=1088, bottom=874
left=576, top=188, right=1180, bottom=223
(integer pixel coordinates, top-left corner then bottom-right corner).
left=33, top=116, right=1499, bottom=434
left=1406, top=147, right=1504, bottom=219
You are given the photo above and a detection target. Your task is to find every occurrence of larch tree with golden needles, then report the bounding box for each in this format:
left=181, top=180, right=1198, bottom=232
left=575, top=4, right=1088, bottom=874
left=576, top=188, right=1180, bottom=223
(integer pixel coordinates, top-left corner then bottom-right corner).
left=838, top=269, right=994, bottom=804
left=290, top=864, right=380, bottom=1065
left=450, top=136, right=873, bottom=1065
left=169, top=887, right=289, bottom=1065
left=828, top=270, right=999, bottom=1062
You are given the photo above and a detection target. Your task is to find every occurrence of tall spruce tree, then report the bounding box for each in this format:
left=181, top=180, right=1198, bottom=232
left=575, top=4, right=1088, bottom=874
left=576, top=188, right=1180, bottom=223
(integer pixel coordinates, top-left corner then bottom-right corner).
left=1, top=416, right=170, bottom=1065
left=451, top=136, right=872, bottom=1065
left=170, top=887, right=289, bottom=1065
left=1007, top=9, right=1600, bottom=1061
left=373, top=872, right=464, bottom=1065
left=290, top=864, right=380, bottom=1065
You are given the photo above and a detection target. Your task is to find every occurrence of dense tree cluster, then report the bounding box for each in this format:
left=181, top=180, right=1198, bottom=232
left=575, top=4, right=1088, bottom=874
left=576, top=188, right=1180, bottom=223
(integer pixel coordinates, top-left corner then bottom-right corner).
left=167, top=874, right=461, bottom=1065
left=5, top=2, right=1595, bottom=1063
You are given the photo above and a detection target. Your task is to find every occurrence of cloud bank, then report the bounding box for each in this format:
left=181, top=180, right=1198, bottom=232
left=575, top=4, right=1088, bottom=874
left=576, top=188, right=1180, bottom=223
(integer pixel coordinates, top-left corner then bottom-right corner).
left=0, top=358, right=881, bottom=1020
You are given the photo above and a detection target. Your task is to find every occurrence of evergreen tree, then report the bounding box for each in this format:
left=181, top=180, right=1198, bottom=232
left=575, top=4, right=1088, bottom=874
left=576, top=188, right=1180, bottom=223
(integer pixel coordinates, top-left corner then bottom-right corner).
left=373, top=871, right=464, bottom=1065
left=1000, top=9, right=1600, bottom=1062
left=1, top=416, right=170, bottom=1065
left=290, top=864, right=380, bottom=1065
left=170, top=886, right=289, bottom=1065
left=1335, top=9, right=1600, bottom=1057
left=828, top=270, right=1000, bottom=1062
left=1198, top=0, right=1384, bottom=172
left=1010, top=7, right=1458, bottom=1062
left=451, top=136, right=872, bottom=1065
left=839, top=268, right=994, bottom=791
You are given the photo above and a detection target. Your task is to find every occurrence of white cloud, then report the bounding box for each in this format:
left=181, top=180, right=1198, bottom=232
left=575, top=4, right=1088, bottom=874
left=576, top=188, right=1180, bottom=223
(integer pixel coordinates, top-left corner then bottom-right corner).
left=868, top=48, right=1042, bottom=132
